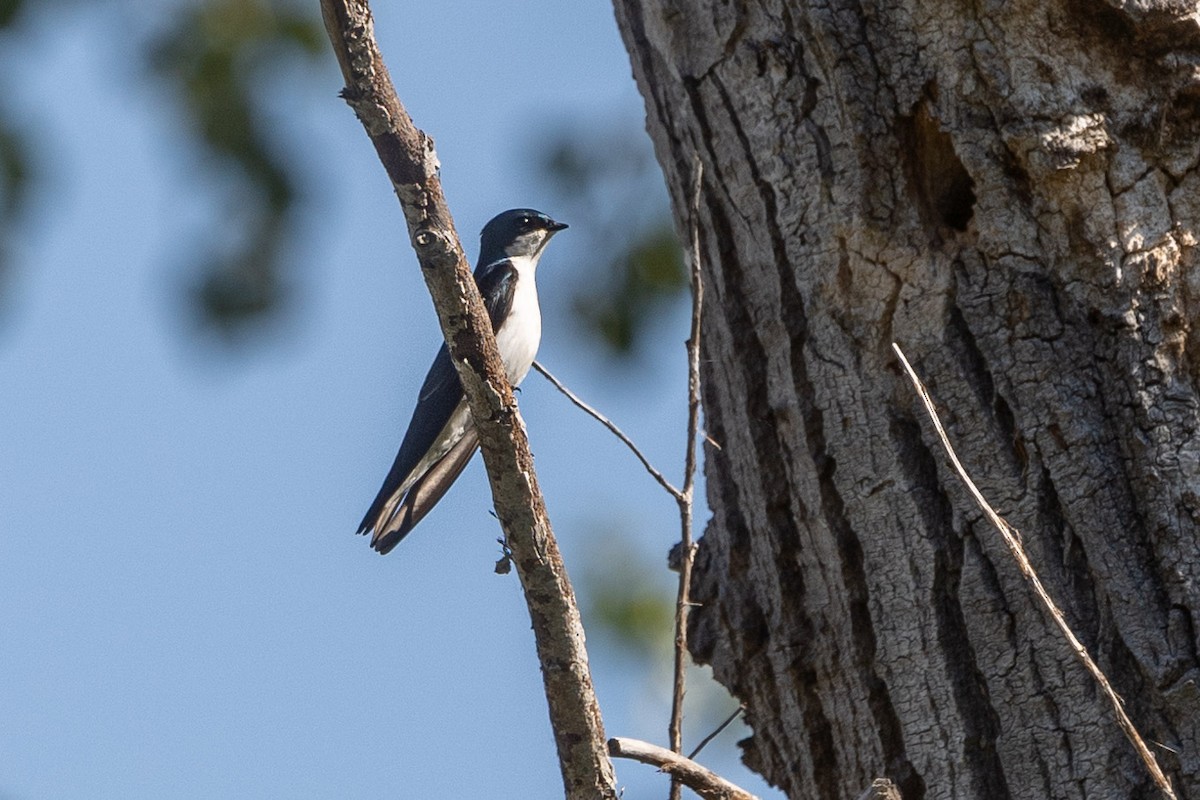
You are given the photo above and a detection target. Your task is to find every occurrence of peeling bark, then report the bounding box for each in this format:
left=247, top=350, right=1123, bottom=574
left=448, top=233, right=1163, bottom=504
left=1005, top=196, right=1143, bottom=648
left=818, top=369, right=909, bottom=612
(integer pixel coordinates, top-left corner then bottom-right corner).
left=614, top=0, right=1200, bottom=797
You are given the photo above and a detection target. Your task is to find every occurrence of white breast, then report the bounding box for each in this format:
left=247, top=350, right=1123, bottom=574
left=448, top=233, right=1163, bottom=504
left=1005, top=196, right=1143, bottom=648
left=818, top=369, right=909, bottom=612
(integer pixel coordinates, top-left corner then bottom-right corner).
left=494, top=254, right=542, bottom=386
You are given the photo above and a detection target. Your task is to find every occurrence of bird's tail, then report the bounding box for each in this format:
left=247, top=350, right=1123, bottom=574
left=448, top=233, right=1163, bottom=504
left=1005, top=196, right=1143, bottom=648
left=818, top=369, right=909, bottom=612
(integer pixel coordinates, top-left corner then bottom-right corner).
left=367, top=429, right=480, bottom=554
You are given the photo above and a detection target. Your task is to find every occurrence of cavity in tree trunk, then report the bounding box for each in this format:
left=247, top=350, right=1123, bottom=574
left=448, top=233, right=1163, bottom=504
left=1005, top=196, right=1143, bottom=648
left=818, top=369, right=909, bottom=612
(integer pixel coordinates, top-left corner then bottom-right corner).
left=613, top=1, right=1200, bottom=798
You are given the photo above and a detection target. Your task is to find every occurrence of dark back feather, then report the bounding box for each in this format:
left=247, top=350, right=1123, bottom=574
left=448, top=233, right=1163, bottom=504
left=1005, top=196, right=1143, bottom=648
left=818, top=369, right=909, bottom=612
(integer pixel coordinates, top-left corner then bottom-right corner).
left=356, top=259, right=520, bottom=535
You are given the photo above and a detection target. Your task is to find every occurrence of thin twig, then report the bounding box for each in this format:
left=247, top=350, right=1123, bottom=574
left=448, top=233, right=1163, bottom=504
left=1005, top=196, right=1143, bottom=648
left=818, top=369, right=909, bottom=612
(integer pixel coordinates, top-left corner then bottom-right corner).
left=532, top=361, right=683, bottom=501
left=892, top=343, right=1177, bottom=800
left=609, top=737, right=760, bottom=800
left=669, top=156, right=706, bottom=800
left=688, top=704, right=744, bottom=760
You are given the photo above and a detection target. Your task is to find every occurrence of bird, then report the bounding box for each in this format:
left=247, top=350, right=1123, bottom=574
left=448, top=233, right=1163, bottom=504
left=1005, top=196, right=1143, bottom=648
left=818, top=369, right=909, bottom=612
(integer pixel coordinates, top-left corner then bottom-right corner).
left=357, top=208, right=568, bottom=554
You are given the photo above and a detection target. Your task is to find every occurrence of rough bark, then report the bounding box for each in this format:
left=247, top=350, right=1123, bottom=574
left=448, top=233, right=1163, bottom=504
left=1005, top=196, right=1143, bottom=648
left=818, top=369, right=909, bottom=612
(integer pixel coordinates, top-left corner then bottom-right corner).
left=613, top=1, right=1200, bottom=798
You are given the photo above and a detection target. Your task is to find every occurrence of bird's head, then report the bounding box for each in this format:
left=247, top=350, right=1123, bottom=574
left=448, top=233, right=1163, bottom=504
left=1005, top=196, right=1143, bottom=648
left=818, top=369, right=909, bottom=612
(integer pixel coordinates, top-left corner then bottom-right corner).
left=479, top=208, right=568, bottom=263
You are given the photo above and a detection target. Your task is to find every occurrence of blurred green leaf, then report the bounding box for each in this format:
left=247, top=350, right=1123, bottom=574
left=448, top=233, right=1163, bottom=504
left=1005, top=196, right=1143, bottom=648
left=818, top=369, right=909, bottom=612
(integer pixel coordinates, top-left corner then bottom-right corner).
left=0, top=0, right=32, bottom=312
left=0, top=120, right=29, bottom=222
left=0, top=0, right=22, bottom=30
left=575, top=225, right=685, bottom=353
left=0, top=108, right=32, bottom=318
left=536, top=123, right=688, bottom=356
left=148, top=0, right=325, bottom=335
left=588, top=578, right=675, bottom=658
left=580, top=527, right=675, bottom=659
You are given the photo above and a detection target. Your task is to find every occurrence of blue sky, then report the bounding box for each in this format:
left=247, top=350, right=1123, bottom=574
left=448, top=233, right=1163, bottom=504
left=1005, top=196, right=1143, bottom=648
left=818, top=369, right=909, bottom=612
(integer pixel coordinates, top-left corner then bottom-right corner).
left=0, top=3, right=773, bottom=797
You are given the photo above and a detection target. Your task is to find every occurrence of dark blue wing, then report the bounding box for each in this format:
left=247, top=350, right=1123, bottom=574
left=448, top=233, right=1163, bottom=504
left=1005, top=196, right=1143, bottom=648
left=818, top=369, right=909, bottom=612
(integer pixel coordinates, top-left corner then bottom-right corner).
left=357, top=259, right=520, bottom=548
left=475, top=257, right=519, bottom=326
left=356, top=343, right=462, bottom=537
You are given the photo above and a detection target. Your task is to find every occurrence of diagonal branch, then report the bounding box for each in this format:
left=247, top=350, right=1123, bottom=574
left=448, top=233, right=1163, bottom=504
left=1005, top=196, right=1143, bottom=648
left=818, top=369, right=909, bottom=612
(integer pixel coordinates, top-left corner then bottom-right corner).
left=893, top=343, right=1177, bottom=800
left=321, top=3, right=617, bottom=797
left=532, top=360, right=684, bottom=500
left=609, top=737, right=760, bottom=800
left=688, top=704, right=743, bottom=761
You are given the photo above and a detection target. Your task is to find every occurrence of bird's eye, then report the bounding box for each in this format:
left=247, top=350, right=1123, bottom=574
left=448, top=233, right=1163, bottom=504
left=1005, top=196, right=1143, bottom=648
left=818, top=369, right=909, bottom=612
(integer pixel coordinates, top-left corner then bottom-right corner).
left=517, top=216, right=532, bottom=228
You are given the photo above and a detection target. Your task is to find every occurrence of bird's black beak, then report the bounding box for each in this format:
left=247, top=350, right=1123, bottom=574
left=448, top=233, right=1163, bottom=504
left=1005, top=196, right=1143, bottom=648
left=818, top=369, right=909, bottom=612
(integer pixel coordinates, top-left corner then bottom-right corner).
left=547, top=220, right=569, bottom=233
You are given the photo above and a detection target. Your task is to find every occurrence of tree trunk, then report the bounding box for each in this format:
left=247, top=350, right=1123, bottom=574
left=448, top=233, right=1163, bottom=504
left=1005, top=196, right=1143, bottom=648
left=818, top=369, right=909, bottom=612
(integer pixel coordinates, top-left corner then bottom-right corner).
left=613, top=1, right=1200, bottom=798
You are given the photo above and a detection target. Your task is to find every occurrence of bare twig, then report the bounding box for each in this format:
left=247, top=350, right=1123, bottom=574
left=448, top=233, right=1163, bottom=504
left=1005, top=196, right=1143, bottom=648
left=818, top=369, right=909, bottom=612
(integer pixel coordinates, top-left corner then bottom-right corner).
left=321, top=3, right=617, bottom=797
left=688, top=704, right=744, bottom=760
left=669, top=156, right=706, bottom=800
left=892, top=343, right=1177, bottom=800
left=532, top=361, right=683, bottom=501
left=531, top=160, right=713, bottom=798
left=609, top=737, right=760, bottom=800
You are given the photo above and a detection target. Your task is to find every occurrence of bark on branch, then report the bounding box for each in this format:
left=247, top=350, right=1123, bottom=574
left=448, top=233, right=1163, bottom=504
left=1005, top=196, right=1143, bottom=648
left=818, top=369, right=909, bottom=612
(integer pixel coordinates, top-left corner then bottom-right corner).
left=320, top=3, right=617, bottom=797
left=608, top=737, right=760, bottom=800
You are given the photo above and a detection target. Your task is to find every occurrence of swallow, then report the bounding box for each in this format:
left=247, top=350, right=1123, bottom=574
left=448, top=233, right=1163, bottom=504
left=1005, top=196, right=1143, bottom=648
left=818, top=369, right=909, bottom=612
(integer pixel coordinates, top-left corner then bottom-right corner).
left=358, top=209, right=567, bottom=554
